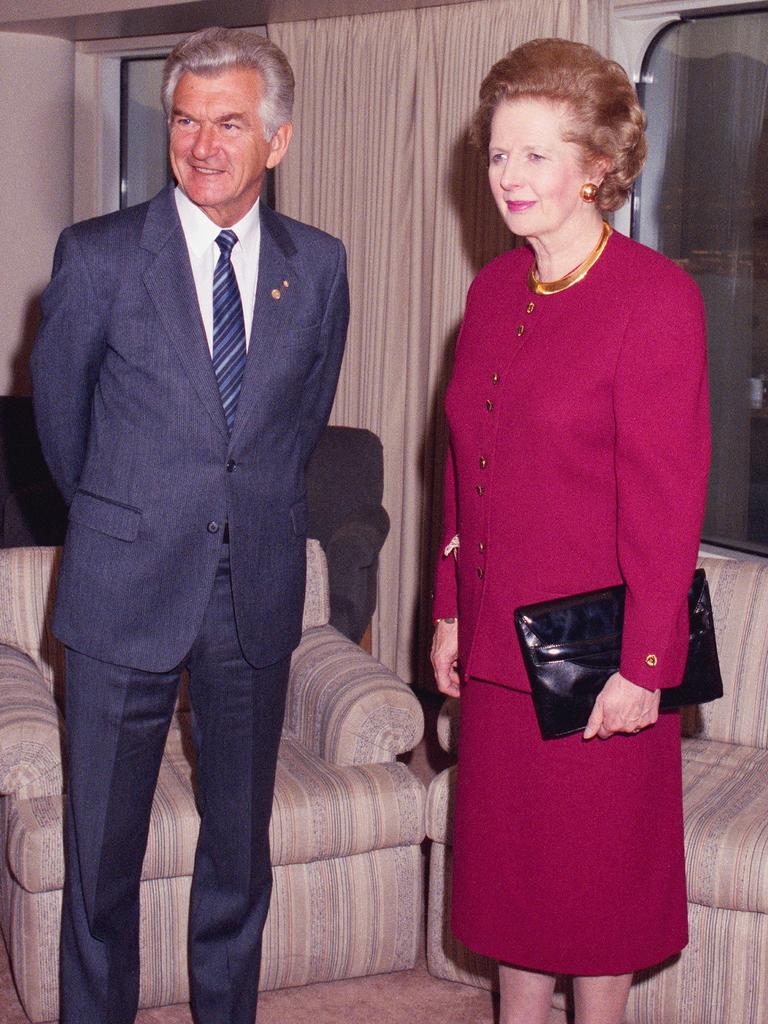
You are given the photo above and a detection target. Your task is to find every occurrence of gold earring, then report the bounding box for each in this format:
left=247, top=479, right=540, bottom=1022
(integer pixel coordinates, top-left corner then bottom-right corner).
left=580, top=182, right=599, bottom=204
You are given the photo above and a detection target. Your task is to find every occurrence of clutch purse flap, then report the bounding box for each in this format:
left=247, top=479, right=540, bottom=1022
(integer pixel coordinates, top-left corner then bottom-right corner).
left=514, top=569, right=722, bottom=739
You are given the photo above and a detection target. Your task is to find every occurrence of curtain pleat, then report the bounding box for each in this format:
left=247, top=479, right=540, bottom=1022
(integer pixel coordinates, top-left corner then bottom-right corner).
left=270, top=0, right=610, bottom=683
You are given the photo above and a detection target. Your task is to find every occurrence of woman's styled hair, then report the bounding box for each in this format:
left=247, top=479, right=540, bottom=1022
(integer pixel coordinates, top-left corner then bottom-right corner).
left=471, top=38, right=647, bottom=212
left=162, top=26, right=294, bottom=140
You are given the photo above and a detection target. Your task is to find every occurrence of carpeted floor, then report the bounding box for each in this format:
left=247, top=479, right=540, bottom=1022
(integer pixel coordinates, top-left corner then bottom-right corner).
left=0, top=691, right=569, bottom=1024
left=0, top=934, right=569, bottom=1024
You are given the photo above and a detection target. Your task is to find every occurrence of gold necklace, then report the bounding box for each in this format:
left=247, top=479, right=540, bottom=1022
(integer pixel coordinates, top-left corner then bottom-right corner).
left=528, top=221, right=612, bottom=296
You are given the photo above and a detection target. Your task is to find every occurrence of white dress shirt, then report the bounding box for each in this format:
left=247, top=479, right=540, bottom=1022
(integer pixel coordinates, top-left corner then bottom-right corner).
left=174, top=186, right=261, bottom=353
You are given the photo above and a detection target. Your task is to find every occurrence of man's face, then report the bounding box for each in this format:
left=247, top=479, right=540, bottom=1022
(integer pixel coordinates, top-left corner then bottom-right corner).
left=169, top=67, right=292, bottom=227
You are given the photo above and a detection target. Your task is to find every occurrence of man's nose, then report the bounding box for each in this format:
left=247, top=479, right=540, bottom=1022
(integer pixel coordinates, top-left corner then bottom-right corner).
left=191, top=122, right=217, bottom=158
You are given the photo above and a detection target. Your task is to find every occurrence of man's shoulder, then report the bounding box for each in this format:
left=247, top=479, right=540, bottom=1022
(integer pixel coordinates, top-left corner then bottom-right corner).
left=65, top=187, right=173, bottom=250
left=261, top=205, right=344, bottom=257
left=67, top=198, right=148, bottom=241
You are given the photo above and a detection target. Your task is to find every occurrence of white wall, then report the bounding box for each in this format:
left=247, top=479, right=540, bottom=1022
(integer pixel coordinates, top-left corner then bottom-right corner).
left=0, top=33, right=74, bottom=395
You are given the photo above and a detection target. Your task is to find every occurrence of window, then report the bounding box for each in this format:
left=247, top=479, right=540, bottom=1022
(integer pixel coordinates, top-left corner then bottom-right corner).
left=633, top=10, right=768, bottom=555
left=120, top=57, right=170, bottom=209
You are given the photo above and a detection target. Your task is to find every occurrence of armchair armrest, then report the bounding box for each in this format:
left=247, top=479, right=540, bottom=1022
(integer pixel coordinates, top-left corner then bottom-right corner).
left=0, top=645, right=63, bottom=798
left=285, top=625, right=424, bottom=765
left=436, top=697, right=459, bottom=756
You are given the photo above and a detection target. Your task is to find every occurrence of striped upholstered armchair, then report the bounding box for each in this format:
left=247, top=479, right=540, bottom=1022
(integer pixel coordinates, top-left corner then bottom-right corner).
left=426, top=554, right=768, bottom=1024
left=0, top=541, right=426, bottom=1023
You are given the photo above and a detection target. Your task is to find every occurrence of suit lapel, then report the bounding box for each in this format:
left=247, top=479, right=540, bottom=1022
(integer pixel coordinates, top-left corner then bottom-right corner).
left=141, top=187, right=229, bottom=438
left=230, top=204, right=297, bottom=443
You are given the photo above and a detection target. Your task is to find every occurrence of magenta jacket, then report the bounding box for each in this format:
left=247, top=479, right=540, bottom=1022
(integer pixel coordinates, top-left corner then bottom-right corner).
left=434, top=229, right=710, bottom=694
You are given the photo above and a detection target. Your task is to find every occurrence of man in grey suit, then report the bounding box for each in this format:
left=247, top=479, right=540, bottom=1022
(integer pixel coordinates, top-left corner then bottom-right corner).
left=31, top=26, right=348, bottom=1024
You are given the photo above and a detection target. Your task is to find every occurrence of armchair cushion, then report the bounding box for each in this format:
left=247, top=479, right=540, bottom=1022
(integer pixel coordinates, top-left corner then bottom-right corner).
left=682, top=737, right=768, bottom=913
left=269, top=735, right=424, bottom=864
left=8, top=733, right=425, bottom=897
left=426, top=733, right=768, bottom=916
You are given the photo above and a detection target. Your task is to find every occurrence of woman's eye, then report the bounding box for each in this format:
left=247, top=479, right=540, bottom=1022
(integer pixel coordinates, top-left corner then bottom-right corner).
left=490, top=152, right=506, bottom=165
left=529, top=152, right=544, bottom=162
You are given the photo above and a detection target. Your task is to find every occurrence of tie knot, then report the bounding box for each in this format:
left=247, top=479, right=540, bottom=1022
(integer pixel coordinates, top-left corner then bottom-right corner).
left=215, top=230, right=238, bottom=259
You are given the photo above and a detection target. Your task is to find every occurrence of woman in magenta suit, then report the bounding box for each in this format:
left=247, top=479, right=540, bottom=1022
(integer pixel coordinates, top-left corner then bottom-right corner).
left=431, top=39, right=710, bottom=1024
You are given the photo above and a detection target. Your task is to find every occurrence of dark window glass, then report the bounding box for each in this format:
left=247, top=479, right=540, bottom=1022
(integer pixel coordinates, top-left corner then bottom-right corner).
left=634, top=12, right=768, bottom=555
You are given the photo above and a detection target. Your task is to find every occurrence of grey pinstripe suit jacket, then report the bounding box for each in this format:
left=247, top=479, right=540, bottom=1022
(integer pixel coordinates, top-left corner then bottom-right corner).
left=31, top=185, right=349, bottom=671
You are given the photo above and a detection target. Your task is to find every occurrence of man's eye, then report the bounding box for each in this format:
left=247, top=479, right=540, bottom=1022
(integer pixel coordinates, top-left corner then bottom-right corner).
left=529, top=153, right=544, bottom=162
left=221, top=123, right=238, bottom=131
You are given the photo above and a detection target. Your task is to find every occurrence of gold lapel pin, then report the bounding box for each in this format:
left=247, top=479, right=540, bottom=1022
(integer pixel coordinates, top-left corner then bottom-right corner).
left=283, top=279, right=289, bottom=288
left=271, top=288, right=281, bottom=300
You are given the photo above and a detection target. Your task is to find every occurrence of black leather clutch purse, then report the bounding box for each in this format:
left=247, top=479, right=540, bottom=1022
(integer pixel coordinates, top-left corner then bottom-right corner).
left=514, top=569, right=723, bottom=740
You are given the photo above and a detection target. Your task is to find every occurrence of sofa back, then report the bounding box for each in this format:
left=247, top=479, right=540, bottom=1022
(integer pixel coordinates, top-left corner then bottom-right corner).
left=0, top=540, right=330, bottom=702
left=687, top=556, right=768, bottom=748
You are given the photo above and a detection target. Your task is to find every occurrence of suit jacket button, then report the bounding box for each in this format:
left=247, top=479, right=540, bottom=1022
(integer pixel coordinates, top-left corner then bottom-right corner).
left=207, top=521, right=220, bottom=534
left=226, top=459, right=237, bottom=472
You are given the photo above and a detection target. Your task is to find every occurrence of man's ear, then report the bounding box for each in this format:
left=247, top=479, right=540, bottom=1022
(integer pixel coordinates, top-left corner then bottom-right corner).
left=266, top=122, right=293, bottom=170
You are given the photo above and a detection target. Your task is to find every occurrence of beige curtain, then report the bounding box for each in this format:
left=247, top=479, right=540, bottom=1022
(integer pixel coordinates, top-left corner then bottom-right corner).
left=270, top=0, right=610, bottom=684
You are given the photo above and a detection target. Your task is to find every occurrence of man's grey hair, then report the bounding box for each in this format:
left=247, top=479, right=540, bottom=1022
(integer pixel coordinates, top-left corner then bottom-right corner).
left=162, top=26, right=294, bottom=140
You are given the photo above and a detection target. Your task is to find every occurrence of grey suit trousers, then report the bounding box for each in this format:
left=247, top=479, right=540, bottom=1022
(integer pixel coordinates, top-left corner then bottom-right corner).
left=60, top=546, right=290, bottom=1024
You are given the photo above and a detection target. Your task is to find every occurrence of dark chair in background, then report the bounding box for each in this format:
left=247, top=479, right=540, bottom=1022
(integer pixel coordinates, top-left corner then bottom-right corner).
left=0, top=400, right=388, bottom=647
left=0, top=399, right=67, bottom=548
left=305, top=425, right=389, bottom=646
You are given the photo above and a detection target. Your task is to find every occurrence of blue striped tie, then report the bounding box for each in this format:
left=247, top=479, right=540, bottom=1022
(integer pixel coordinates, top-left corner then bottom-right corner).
left=212, top=230, right=246, bottom=433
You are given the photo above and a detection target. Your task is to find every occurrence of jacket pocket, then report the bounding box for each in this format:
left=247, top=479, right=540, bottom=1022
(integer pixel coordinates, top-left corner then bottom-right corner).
left=290, top=498, right=308, bottom=536
left=69, top=490, right=141, bottom=542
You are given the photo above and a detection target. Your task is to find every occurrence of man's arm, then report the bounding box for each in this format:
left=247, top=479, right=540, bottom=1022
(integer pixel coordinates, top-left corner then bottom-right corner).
left=30, top=228, right=109, bottom=505
left=298, top=238, right=349, bottom=461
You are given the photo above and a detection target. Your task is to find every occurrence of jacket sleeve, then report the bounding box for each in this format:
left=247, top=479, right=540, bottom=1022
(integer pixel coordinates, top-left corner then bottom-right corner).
left=432, top=437, right=459, bottom=621
left=298, top=237, right=349, bottom=462
left=614, top=269, right=711, bottom=691
left=30, top=228, right=109, bottom=506
left=432, top=280, right=481, bottom=623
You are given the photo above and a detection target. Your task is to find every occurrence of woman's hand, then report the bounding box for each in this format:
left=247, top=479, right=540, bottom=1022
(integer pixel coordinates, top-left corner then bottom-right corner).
left=583, top=671, right=660, bottom=740
left=431, top=617, right=461, bottom=698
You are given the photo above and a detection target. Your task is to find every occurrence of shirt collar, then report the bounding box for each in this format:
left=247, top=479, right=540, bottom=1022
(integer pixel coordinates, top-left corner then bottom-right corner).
left=174, top=186, right=261, bottom=257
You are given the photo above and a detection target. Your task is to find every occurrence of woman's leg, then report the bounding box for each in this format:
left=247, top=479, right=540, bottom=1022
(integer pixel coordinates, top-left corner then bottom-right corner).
left=499, top=964, right=557, bottom=1024
left=573, top=973, right=633, bottom=1024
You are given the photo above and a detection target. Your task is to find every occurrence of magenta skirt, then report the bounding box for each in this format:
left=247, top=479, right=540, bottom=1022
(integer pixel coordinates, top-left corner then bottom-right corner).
left=450, top=676, right=688, bottom=975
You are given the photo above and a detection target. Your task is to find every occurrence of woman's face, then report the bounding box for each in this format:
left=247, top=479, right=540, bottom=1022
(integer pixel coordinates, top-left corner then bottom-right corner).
left=488, top=97, right=596, bottom=245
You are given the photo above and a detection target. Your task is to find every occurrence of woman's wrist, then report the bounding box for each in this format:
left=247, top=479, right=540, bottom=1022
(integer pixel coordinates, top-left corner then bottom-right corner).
left=434, top=616, right=457, bottom=625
